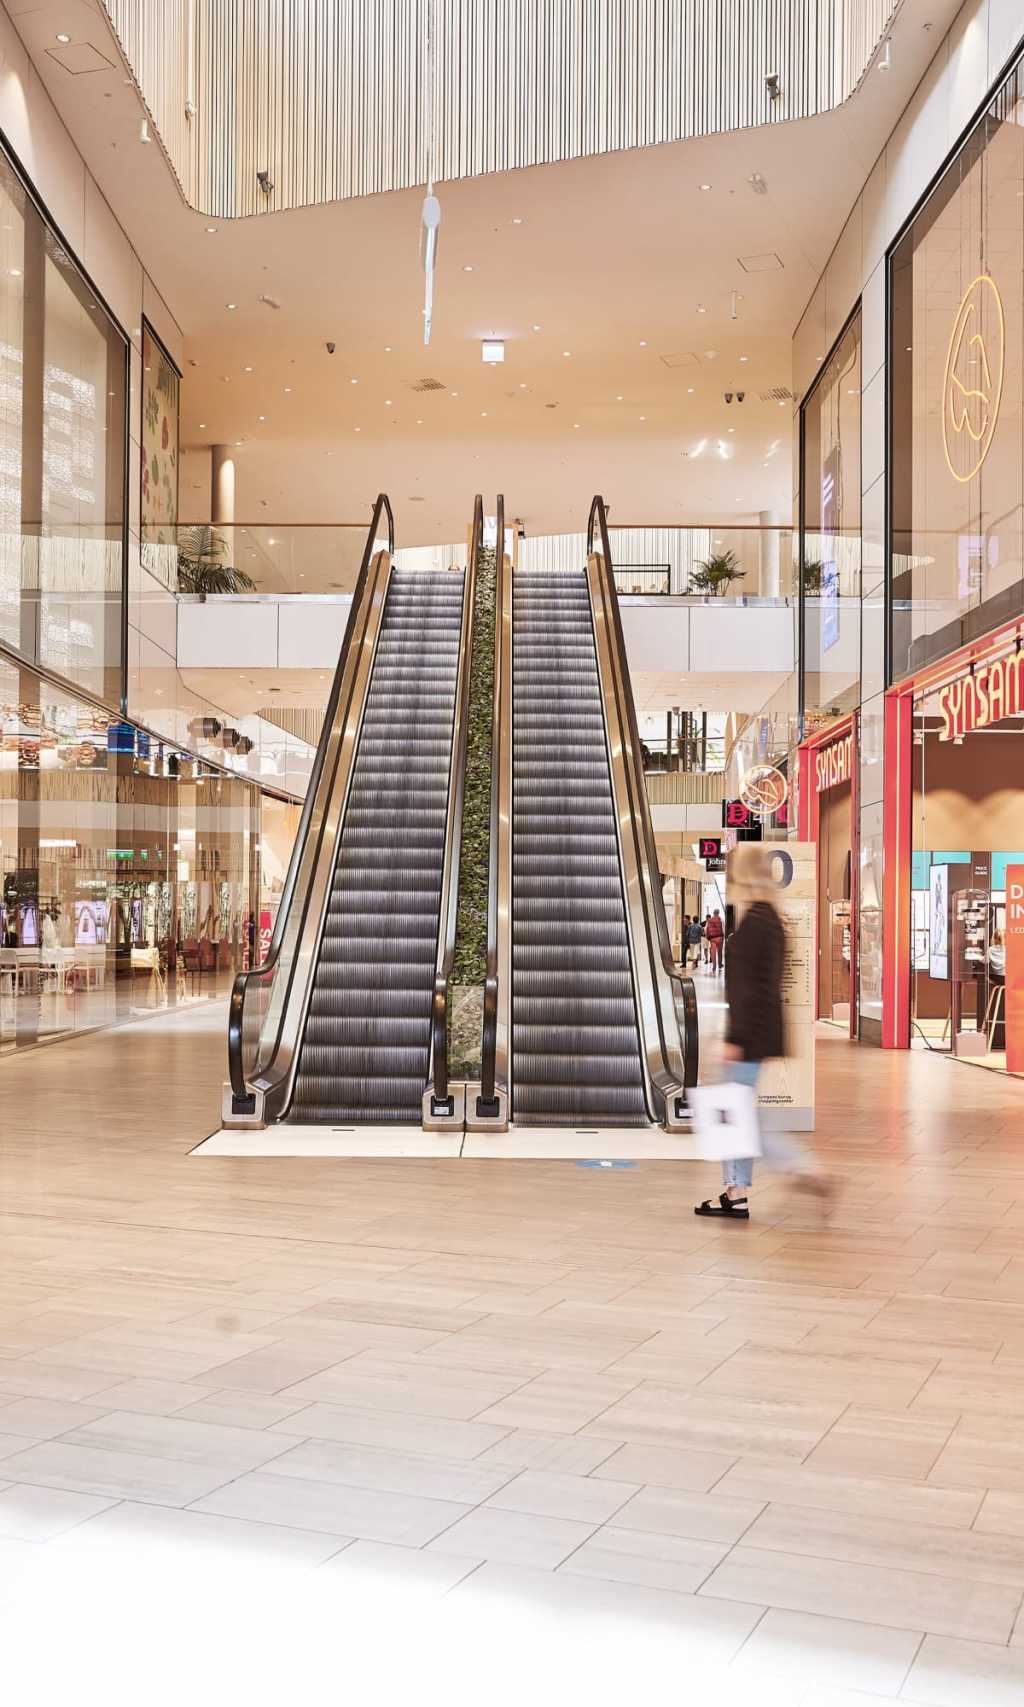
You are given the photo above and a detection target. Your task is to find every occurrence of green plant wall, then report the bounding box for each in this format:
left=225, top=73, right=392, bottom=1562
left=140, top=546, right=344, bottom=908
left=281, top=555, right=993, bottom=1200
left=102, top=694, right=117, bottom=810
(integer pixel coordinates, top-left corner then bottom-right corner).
left=451, top=545, right=496, bottom=989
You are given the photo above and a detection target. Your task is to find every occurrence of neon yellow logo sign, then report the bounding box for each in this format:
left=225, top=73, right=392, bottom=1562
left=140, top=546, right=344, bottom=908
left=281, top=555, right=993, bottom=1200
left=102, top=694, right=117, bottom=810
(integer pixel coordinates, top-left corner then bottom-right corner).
left=942, top=274, right=1004, bottom=484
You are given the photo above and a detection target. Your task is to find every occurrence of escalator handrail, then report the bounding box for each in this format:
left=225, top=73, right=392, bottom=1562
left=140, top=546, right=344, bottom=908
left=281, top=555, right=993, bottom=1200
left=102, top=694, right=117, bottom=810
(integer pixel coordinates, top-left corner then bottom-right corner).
left=587, top=494, right=698, bottom=1090
left=228, top=494, right=394, bottom=1103
left=479, top=493, right=506, bottom=1106
left=430, top=496, right=483, bottom=1107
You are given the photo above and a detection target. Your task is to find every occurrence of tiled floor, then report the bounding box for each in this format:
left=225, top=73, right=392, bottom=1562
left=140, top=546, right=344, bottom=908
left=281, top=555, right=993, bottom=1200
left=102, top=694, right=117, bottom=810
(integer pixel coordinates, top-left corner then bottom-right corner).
left=1, top=991, right=1024, bottom=1703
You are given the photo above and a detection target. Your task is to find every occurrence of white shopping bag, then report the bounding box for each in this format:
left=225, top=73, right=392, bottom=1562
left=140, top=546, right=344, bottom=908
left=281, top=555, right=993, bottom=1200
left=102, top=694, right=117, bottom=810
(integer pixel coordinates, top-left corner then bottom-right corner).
left=688, top=1080, right=763, bottom=1161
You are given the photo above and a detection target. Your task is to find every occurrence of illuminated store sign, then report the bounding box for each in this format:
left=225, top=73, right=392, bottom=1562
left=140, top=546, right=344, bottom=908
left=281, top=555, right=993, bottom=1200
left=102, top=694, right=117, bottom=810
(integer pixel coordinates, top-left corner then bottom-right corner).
left=739, top=764, right=788, bottom=817
left=938, top=651, right=1024, bottom=740
left=815, top=729, right=853, bottom=792
left=942, top=274, right=1004, bottom=484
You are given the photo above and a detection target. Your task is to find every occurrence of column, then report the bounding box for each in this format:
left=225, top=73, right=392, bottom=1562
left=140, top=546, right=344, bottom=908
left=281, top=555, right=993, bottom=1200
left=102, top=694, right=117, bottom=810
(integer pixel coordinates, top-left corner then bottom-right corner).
left=211, top=444, right=236, bottom=569
left=759, top=509, right=781, bottom=598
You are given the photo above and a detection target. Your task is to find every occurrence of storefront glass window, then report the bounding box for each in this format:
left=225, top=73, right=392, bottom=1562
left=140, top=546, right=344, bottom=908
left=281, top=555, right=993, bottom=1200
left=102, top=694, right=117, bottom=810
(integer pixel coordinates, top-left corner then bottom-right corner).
left=891, top=57, right=1024, bottom=678
left=0, top=657, right=280, bottom=1054
left=800, top=312, right=863, bottom=731
left=0, top=148, right=125, bottom=707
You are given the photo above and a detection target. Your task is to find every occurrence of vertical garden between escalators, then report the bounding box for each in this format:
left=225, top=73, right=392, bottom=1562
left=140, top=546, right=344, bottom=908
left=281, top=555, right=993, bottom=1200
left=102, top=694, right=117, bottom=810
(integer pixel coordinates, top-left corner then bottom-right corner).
left=449, top=545, right=496, bottom=1076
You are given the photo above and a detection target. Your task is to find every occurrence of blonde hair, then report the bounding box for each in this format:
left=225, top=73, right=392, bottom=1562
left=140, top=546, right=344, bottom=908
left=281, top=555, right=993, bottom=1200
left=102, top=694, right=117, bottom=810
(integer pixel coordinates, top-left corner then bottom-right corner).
left=726, top=841, right=777, bottom=908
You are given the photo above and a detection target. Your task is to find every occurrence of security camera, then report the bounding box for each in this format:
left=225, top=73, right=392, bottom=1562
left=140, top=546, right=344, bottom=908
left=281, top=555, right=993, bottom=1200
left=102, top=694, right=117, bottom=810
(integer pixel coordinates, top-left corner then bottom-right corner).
left=325, top=341, right=336, bottom=355
left=724, top=392, right=733, bottom=404
left=737, top=391, right=745, bottom=403
left=765, top=72, right=781, bottom=100
left=257, top=169, right=274, bottom=194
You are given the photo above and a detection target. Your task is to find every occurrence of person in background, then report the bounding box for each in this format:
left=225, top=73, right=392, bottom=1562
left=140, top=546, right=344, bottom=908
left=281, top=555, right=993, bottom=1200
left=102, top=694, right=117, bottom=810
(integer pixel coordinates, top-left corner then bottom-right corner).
left=705, top=907, right=725, bottom=972
left=686, top=914, right=703, bottom=969
left=695, top=843, right=830, bottom=1220
left=701, top=912, right=713, bottom=964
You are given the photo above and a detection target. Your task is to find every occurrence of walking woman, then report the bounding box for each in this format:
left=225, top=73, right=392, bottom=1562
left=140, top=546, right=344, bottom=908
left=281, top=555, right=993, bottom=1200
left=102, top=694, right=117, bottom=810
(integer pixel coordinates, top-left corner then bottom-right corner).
left=695, top=843, right=829, bottom=1220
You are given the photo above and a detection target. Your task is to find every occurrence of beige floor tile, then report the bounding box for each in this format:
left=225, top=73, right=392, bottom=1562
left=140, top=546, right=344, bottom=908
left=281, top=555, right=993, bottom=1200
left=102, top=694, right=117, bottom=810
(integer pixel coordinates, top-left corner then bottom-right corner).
left=0, top=1440, right=236, bottom=1505
left=265, top=1437, right=514, bottom=1504
left=487, top=1469, right=639, bottom=1524
left=266, top=1400, right=508, bottom=1459
left=929, top=1415, right=1024, bottom=1494
left=695, top=1346, right=936, bottom=1409
left=59, top=1410, right=301, bottom=1472
left=279, top=1355, right=527, bottom=1419
left=729, top=1607, right=922, bottom=1696
left=714, top=1461, right=982, bottom=1528
left=194, top=1469, right=469, bottom=1545
left=318, top=1538, right=481, bottom=1596
left=472, top=1429, right=621, bottom=1475
left=613, top=1483, right=764, bottom=1544
left=173, top=1389, right=309, bottom=1430
left=582, top=1385, right=845, bottom=1461
left=700, top=1546, right=1020, bottom=1643
left=54, top=1498, right=351, bottom=1567
left=0, top=1363, right=120, bottom=1402
left=972, top=1490, right=1024, bottom=1539
left=476, top=1371, right=639, bottom=1433
left=189, top=1344, right=353, bottom=1394
left=0, top=1483, right=117, bottom=1541
left=914, top=1368, right=1024, bottom=1421
left=902, top=1633, right=1024, bottom=1704
left=744, top=1502, right=1024, bottom=1588
left=425, top=1504, right=597, bottom=1568
left=804, top=1406, right=956, bottom=1479
left=86, top=1379, right=215, bottom=1415
left=590, top=1441, right=738, bottom=1492
left=0, top=1398, right=111, bottom=1440
left=450, top=1558, right=766, bottom=1655
left=559, top=1525, right=728, bottom=1594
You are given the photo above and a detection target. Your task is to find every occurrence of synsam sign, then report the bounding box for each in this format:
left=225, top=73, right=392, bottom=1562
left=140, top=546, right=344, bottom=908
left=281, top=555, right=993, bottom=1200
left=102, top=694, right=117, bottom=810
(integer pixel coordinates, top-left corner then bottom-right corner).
left=938, top=651, right=1024, bottom=740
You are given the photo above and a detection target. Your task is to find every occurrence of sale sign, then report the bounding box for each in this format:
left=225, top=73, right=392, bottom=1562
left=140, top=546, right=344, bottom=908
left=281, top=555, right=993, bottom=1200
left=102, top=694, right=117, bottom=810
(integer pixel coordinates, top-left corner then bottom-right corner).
left=1005, top=866, right=1024, bottom=1074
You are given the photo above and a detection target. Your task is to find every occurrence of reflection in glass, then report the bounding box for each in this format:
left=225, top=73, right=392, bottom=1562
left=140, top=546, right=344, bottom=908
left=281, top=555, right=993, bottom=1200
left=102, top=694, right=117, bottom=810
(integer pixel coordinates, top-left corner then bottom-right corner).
left=801, top=311, right=862, bottom=731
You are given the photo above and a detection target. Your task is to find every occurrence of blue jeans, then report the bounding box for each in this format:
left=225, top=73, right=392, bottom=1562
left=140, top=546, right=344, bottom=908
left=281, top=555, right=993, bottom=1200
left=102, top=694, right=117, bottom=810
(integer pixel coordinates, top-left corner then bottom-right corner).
left=722, top=1059, right=810, bottom=1191
left=723, top=1061, right=759, bottom=1189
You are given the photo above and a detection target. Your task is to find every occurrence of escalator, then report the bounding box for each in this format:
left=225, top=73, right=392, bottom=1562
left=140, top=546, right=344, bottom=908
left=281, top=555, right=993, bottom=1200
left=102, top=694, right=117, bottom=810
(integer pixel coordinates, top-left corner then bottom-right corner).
left=481, top=494, right=697, bottom=1132
left=511, top=570, right=648, bottom=1124
left=226, top=496, right=478, bottom=1127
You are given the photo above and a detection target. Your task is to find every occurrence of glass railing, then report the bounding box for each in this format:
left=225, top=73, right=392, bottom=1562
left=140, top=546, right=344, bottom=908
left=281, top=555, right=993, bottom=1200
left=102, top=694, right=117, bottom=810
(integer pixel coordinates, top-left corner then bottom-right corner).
left=520, top=525, right=799, bottom=600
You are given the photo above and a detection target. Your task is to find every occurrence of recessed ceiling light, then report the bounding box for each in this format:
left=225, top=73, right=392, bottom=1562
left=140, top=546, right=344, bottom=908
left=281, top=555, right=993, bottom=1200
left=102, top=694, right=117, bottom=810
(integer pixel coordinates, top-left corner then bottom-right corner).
left=696, top=304, right=707, bottom=314
left=639, top=415, right=646, bottom=422
left=234, top=440, right=243, bottom=446
left=687, top=387, right=695, bottom=394
left=512, top=217, right=524, bottom=225
left=385, top=398, right=393, bottom=405
left=639, top=340, right=647, bottom=347
left=350, top=377, right=358, bottom=384
left=532, top=324, right=541, bottom=332
left=728, top=427, right=734, bottom=433
left=462, top=265, right=474, bottom=273
left=354, top=426, right=361, bottom=432
left=267, top=537, right=277, bottom=546
left=244, top=365, right=253, bottom=372
left=562, top=350, right=571, bottom=357
left=739, top=355, right=749, bottom=363
left=481, top=339, right=505, bottom=363
left=284, top=386, right=291, bottom=393
left=9, top=268, right=20, bottom=278
left=55, top=32, right=71, bottom=43
left=699, top=182, right=712, bottom=191
left=573, top=423, right=580, bottom=428
left=205, top=225, right=217, bottom=234
left=480, top=411, right=488, bottom=417
left=199, top=422, right=206, bottom=429
left=519, top=383, right=527, bottom=389
left=616, top=395, right=623, bottom=401
left=226, top=302, right=237, bottom=310
left=416, top=418, right=423, bottom=424
left=384, top=345, right=392, bottom=352
left=258, top=415, right=266, bottom=421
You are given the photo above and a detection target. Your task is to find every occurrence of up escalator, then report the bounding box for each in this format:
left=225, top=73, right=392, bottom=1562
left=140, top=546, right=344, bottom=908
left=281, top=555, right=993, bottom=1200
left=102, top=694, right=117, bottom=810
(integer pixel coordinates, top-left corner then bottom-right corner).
left=511, top=570, right=648, bottom=1125
left=482, top=493, right=697, bottom=1132
left=226, top=495, right=478, bottom=1128
left=288, top=569, right=465, bottom=1122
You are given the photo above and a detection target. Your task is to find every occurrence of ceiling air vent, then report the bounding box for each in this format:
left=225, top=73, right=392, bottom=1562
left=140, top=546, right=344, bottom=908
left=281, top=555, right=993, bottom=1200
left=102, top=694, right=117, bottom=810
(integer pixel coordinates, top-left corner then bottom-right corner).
left=411, top=377, right=446, bottom=392
left=659, top=352, right=699, bottom=369
left=760, top=386, right=795, bottom=403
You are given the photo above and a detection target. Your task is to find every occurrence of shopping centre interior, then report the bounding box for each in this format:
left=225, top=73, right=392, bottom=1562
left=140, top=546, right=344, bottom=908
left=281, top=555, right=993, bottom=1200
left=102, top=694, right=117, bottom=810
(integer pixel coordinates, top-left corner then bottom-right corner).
left=3, top=2, right=1024, bottom=1701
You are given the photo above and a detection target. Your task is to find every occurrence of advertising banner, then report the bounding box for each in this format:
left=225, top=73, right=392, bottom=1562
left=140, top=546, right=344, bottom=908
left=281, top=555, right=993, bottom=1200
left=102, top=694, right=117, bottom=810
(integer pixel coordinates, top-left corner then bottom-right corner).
left=1005, top=865, right=1024, bottom=1075
left=749, top=843, right=816, bottom=1132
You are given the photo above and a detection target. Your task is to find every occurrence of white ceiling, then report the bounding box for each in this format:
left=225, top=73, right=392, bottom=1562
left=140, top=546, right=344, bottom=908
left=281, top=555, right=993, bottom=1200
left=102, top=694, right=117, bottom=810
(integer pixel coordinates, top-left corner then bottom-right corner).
left=13, top=0, right=963, bottom=547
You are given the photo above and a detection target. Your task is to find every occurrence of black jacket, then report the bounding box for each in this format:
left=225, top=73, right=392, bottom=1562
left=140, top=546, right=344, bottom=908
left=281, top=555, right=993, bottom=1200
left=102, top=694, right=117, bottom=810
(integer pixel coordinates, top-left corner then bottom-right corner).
left=725, top=901, right=786, bottom=1063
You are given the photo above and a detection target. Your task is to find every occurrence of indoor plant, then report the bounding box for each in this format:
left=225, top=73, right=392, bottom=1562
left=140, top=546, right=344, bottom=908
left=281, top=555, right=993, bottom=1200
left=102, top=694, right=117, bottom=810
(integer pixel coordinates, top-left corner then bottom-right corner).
left=688, top=549, right=746, bottom=597
left=177, top=526, right=257, bottom=599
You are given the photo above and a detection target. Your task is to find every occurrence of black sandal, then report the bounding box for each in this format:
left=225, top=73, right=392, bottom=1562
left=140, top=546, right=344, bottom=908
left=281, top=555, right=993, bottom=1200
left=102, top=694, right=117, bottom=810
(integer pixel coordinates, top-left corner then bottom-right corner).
left=695, top=1192, right=750, bottom=1220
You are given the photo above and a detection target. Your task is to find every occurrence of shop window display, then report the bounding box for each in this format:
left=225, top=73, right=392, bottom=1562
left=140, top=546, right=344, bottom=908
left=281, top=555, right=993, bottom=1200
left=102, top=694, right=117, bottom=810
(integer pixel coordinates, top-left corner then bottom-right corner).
left=909, top=678, right=1024, bottom=1074
left=891, top=56, right=1024, bottom=678
left=0, top=657, right=272, bottom=1054
left=800, top=311, right=862, bottom=730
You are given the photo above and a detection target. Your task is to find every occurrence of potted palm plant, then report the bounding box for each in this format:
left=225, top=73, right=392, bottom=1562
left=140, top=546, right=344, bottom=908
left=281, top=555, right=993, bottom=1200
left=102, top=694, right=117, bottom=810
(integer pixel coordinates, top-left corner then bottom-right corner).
left=802, top=558, right=824, bottom=592
left=688, top=548, right=746, bottom=597
left=177, top=526, right=257, bottom=599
